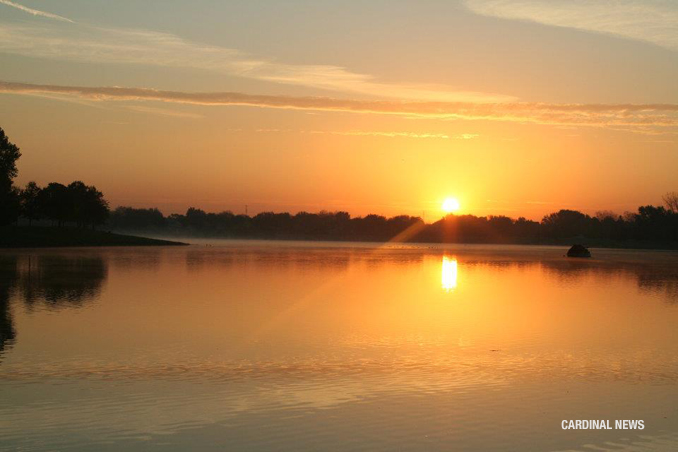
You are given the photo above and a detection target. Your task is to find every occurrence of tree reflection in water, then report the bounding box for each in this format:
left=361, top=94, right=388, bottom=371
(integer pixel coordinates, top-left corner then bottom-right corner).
left=21, top=255, right=107, bottom=308
left=0, top=253, right=108, bottom=355
left=0, top=256, right=18, bottom=354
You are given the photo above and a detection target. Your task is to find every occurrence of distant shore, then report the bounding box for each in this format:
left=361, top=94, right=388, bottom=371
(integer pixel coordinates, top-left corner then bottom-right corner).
left=0, top=226, right=187, bottom=248
left=2, top=225, right=675, bottom=251
left=112, top=231, right=678, bottom=251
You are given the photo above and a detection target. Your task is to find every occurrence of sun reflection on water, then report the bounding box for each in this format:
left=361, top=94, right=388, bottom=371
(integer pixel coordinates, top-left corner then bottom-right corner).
left=441, top=256, right=458, bottom=291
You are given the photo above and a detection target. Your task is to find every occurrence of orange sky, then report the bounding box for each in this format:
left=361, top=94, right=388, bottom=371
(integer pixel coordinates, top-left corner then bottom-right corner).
left=0, top=0, right=676, bottom=220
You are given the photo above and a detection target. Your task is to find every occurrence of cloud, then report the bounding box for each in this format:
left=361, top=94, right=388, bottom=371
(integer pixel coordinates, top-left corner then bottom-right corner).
left=2, top=81, right=678, bottom=131
left=0, top=23, right=511, bottom=103
left=250, top=129, right=478, bottom=140
left=464, top=0, right=678, bottom=51
left=125, top=105, right=203, bottom=119
left=307, top=131, right=478, bottom=140
left=455, top=133, right=480, bottom=140
left=0, top=0, right=73, bottom=22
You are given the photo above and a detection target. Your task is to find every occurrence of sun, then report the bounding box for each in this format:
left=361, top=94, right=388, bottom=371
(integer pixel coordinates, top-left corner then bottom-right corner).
left=442, top=197, right=461, bottom=213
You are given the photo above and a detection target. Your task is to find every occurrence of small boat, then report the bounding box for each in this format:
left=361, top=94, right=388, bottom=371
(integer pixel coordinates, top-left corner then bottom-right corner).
left=567, top=244, right=591, bottom=258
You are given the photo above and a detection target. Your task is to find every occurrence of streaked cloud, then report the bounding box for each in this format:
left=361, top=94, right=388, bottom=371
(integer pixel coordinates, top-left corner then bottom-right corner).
left=308, top=131, right=477, bottom=140
left=251, top=129, right=478, bottom=140
left=0, top=0, right=73, bottom=23
left=2, top=81, right=678, bottom=131
left=125, top=105, right=203, bottom=119
left=455, top=133, right=480, bottom=140
left=464, top=0, right=678, bottom=51
left=0, top=23, right=511, bottom=103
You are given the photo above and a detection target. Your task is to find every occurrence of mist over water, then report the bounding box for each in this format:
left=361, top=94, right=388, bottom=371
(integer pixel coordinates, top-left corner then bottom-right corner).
left=0, top=242, right=677, bottom=451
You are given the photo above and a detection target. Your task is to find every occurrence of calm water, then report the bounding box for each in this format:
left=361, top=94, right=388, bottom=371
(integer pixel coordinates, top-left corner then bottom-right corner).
left=1, top=242, right=677, bottom=451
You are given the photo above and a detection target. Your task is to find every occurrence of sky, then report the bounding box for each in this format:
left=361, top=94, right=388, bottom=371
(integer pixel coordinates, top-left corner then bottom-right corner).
left=0, top=0, right=676, bottom=220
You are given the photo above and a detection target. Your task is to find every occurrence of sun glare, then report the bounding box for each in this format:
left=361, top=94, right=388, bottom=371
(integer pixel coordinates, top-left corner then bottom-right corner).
left=441, top=256, right=458, bottom=291
left=442, top=197, right=461, bottom=213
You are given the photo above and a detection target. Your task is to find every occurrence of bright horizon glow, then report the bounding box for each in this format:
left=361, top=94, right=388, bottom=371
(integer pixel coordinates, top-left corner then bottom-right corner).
left=442, top=198, right=461, bottom=214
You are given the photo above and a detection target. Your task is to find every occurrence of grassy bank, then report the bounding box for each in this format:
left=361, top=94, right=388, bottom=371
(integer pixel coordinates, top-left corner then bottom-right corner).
left=0, top=226, right=187, bottom=248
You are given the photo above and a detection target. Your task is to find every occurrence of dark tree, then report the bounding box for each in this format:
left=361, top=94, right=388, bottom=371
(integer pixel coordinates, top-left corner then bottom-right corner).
left=635, top=205, right=676, bottom=241
left=0, top=127, right=20, bottom=187
left=0, top=187, right=20, bottom=226
left=105, top=202, right=678, bottom=248
left=63, top=181, right=109, bottom=228
left=0, top=127, right=21, bottom=225
left=38, top=183, right=69, bottom=227
left=82, top=184, right=109, bottom=228
left=541, top=210, right=592, bottom=239
left=67, top=181, right=90, bottom=226
left=109, top=206, right=166, bottom=231
left=20, top=181, right=42, bottom=225
left=664, top=192, right=678, bottom=213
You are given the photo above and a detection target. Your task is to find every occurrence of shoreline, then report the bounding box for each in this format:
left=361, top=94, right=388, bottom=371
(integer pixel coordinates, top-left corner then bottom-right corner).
left=3, top=226, right=677, bottom=251
left=0, top=226, right=187, bottom=248
left=116, top=233, right=678, bottom=252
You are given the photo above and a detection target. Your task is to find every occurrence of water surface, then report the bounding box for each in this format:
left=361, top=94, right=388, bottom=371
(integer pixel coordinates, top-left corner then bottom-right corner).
left=1, top=242, right=677, bottom=451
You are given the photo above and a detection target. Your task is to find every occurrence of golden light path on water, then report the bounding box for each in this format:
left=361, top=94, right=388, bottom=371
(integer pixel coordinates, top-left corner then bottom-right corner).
left=441, top=256, right=458, bottom=291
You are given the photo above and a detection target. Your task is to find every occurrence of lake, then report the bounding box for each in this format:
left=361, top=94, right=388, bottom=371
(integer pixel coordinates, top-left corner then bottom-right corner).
left=1, top=242, right=677, bottom=451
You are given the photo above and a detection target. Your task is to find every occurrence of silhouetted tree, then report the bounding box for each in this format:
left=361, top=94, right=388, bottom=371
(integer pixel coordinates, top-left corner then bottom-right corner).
left=38, top=183, right=69, bottom=227
left=0, top=127, right=21, bottom=225
left=541, top=210, right=592, bottom=239
left=67, top=181, right=90, bottom=226
left=66, top=181, right=109, bottom=228
left=664, top=192, right=678, bottom=213
left=635, top=205, right=676, bottom=241
left=0, top=128, right=20, bottom=186
left=28, top=181, right=109, bottom=228
left=0, top=187, right=20, bottom=227
left=84, top=184, right=109, bottom=228
left=20, top=181, right=42, bottom=225
left=109, top=206, right=166, bottom=231
left=105, top=202, right=678, bottom=248
left=595, top=210, right=617, bottom=221
left=0, top=129, right=110, bottom=229
left=514, top=217, right=541, bottom=240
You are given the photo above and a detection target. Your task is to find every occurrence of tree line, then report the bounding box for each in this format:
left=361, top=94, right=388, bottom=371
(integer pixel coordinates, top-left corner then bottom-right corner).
left=110, top=199, right=678, bottom=247
left=2, top=125, right=677, bottom=247
left=0, top=127, right=109, bottom=228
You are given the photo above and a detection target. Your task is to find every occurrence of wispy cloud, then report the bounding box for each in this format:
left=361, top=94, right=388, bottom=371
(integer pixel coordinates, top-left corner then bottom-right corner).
left=249, top=129, right=478, bottom=140
left=464, top=0, right=678, bottom=51
left=2, top=81, right=678, bottom=131
left=307, top=131, right=478, bottom=140
left=0, top=23, right=511, bottom=103
left=125, top=105, right=203, bottom=119
left=455, top=133, right=480, bottom=140
left=0, top=0, right=73, bottom=23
